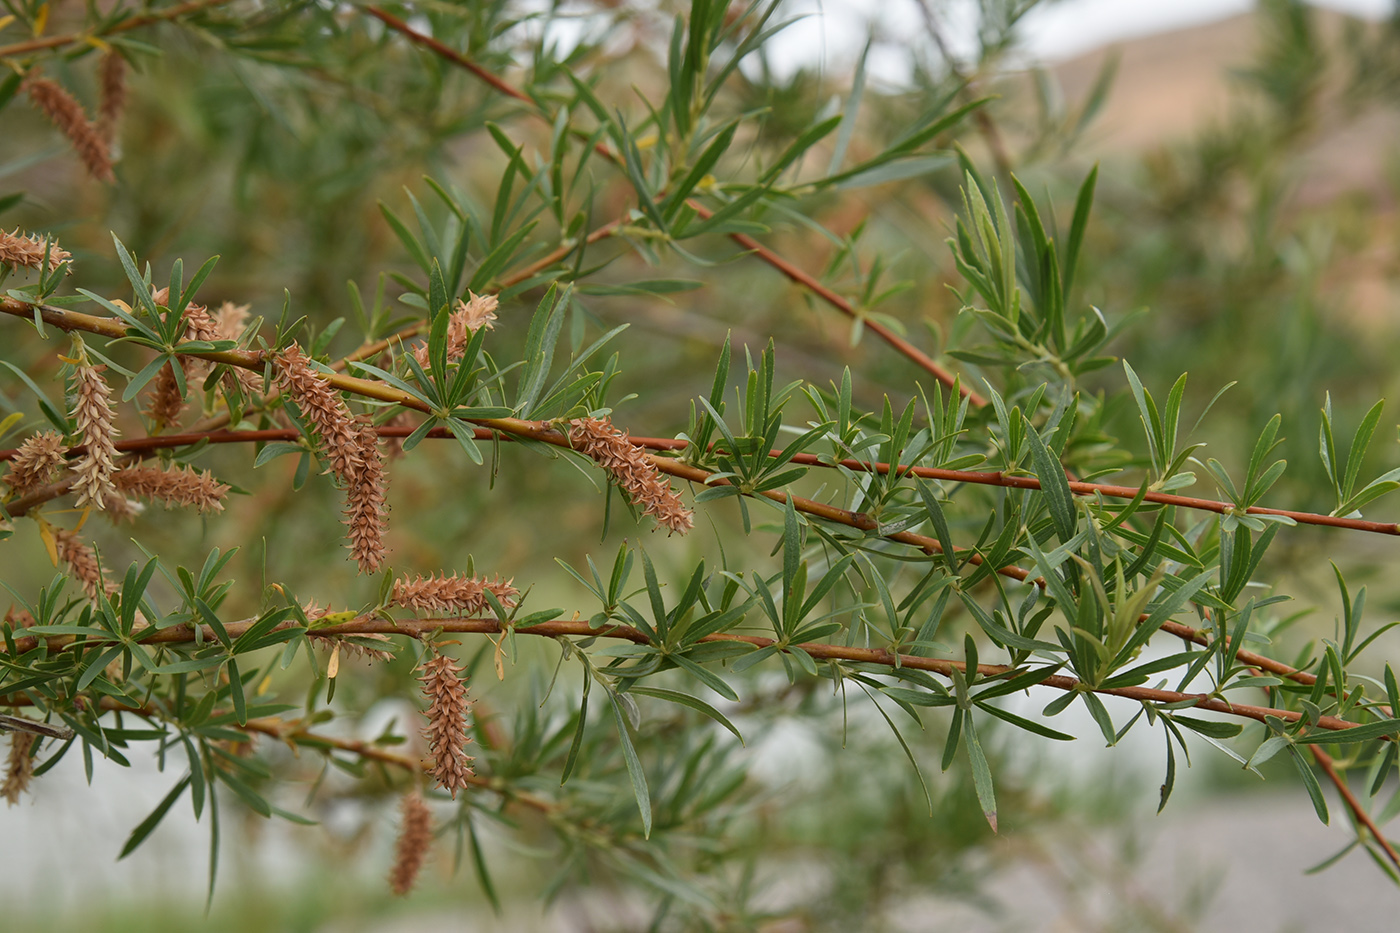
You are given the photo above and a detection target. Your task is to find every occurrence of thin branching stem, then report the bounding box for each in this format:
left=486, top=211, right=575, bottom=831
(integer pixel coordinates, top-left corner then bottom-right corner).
left=0, top=297, right=1332, bottom=688
left=0, top=616, right=1367, bottom=735
left=1310, top=746, right=1400, bottom=872
left=0, top=0, right=237, bottom=59
left=361, top=5, right=981, bottom=403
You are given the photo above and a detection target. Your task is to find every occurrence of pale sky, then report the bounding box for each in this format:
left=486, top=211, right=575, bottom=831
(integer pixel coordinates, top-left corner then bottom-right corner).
left=765, top=0, right=1396, bottom=83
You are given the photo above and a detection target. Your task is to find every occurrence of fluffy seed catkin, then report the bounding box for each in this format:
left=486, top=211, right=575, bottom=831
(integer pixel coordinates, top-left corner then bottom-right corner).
left=412, top=292, right=498, bottom=369
left=101, top=495, right=144, bottom=525
left=113, top=464, right=229, bottom=513
left=419, top=654, right=474, bottom=797
left=388, top=791, right=432, bottom=895
left=180, top=303, right=221, bottom=382
left=272, top=344, right=394, bottom=569
left=214, top=301, right=251, bottom=339
left=3, top=732, right=35, bottom=807
left=271, top=343, right=363, bottom=485
left=97, top=51, right=126, bottom=147
left=0, top=229, right=71, bottom=272
left=70, top=362, right=120, bottom=510
left=145, top=360, right=186, bottom=430
left=4, top=431, right=66, bottom=496
left=390, top=574, right=518, bottom=615
left=345, top=418, right=388, bottom=573
left=214, top=303, right=263, bottom=398
left=53, top=527, right=102, bottom=602
left=568, top=416, right=693, bottom=534
left=23, top=75, right=114, bottom=183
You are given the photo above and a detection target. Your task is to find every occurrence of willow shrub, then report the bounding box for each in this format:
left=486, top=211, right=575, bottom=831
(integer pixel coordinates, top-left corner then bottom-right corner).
left=2, top=0, right=1399, bottom=921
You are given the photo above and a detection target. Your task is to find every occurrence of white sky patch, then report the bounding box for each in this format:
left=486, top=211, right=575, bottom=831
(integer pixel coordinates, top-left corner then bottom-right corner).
left=759, top=0, right=1396, bottom=84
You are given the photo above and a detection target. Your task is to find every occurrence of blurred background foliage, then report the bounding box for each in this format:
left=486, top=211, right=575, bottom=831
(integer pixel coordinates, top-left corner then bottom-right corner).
left=6, top=0, right=1400, bottom=929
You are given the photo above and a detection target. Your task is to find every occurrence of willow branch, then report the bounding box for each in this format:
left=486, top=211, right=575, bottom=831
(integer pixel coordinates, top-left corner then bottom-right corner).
left=2, top=615, right=1378, bottom=737
left=623, top=437, right=1400, bottom=537
left=361, top=5, right=980, bottom=404
left=0, top=296, right=1327, bottom=689
left=338, top=214, right=624, bottom=369
left=4, top=417, right=1395, bottom=538
left=0, top=0, right=237, bottom=59
left=1310, top=744, right=1400, bottom=872
left=0, top=689, right=557, bottom=813
left=237, top=717, right=557, bottom=814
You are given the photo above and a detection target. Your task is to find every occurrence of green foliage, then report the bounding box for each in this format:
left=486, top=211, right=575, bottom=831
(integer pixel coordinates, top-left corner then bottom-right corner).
left=4, top=0, right=1400, bottom=926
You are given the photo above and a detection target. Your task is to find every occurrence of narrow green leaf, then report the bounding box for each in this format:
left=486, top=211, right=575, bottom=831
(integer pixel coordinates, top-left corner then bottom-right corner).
left=963, top=714, right=998, bottom=832
left=1026, top=426, right=1076, bottom=542
left=1288, top=746, right=1329, bottom=823
left=119, top=775, right=191, bottom=859
left=609, top=690, right=652, bottom=837
left=629, top=685, right=743, bottom=743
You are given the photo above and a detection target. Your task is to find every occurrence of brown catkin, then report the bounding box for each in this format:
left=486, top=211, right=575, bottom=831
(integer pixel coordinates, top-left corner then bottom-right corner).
left=5, top=605, right=37, bottom=629
left=213, top=304, right=261, bottom=398
left=181, top=303, right=221, bottom=383
left=419, top=654, right=474, bottom=797
left=145, top=360, right=186, bottom=430
left=4, top=431, right=66, bottom=496
left=113, top=464, right=229, bottom=513
left=388, top=791, right=432, bottom=895
left=344, top=418, right=388, bottom=573
left=214, top=301, right=251, bottom=340
left=3, top=732, right=35, bottom=807
left=0, top=229, right=71, bottom=272
left=102, top=495, right=144, bottom=525
left=23, top=75, right=114, bottom=183
left=53, top=527, right=102, bottom=602
left=146, top=303, right=225, bottom=429
left=390, top=574, right=519, bottom=616
left=70, top=362, right=120, bottom=510
left=271, top=343, right=363, bottom=485
left=97, top=50, right=126, bottom=146
left=568, top=416, right=693, bottom=535
left=412, top=292, right=498, bottom=369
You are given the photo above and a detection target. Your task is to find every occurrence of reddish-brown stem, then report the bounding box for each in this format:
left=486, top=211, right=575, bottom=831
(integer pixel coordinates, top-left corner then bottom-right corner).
left=1310, top=745, right=1400, bottom=872
left=364, top=6, right=530, bottom=103
left=3, top=424, right=1395, bottom=538
left=362, top=6, right=981, bottom=404
left=6, top=421, right=1393, bottom=540
left=697, top=209, right=984, bottom=403
left=623, top=437, right=1400, bottom=537
left=0, top=0, right=237, bottom=58
left=0, top=297, right=1325, bottom=688
left=0, top=615, right=1370, bottom=736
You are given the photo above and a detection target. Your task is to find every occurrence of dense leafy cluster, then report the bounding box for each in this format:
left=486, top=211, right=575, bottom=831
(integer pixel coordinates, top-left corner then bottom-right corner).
left=3, top=0, right=1400, bottom=925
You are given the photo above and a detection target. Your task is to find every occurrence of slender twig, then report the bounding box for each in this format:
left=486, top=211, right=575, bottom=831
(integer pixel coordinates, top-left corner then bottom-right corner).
left=0, top=689, right=558, bottom=813
left=1311, top=741, right=1400, bottom=872
left=1, top=615, right=1377, bottom=737
left=0, top=0, right=237, bottom=59
left=913, top=0, right=1013, bottom=177
left=364, top=6, right=529, bottom=103
left=238, top=717, right=558, bottom=814
left=3, top=424, right=1394, bottom=537
left=362, top=5, right=981, bottom=403
left=618, top=437, right=1400, bottom=537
